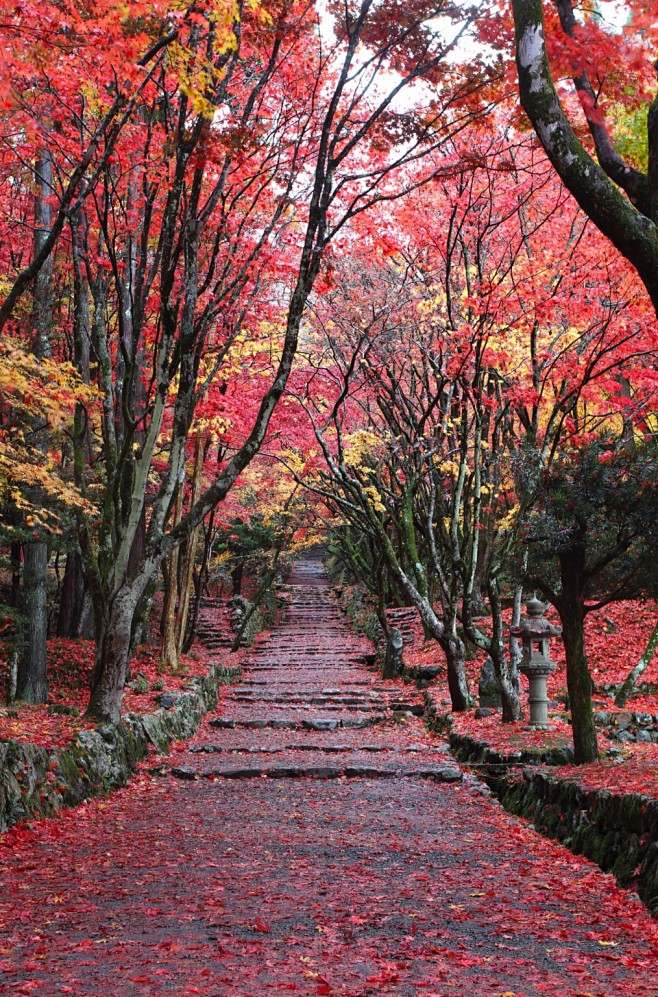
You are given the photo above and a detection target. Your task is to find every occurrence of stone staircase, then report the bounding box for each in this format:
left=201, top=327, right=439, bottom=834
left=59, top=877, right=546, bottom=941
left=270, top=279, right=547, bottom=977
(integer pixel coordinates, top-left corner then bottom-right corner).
left=170, top=557, right=461, bottom=784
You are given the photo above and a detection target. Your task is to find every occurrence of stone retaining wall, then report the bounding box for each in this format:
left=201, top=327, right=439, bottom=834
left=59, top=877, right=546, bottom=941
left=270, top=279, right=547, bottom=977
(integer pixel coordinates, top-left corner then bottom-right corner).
left=491, top=768, right=658, bottom=915
left=425, top=693, right=658, bottom=915
left=0, top=663, right=240, bottom=833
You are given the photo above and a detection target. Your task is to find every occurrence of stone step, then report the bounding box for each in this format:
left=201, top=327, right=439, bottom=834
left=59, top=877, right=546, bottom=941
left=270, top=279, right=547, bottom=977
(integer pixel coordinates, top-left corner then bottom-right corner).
left=240, top=672, right=390, bottom=693
left=244, top=663, right=369, bottom=671
left=209, top=715, right=390, bottom=731
left=189, top=742, right=443, bottom=755
left=170, top=762, right=462, bottom=782
left=226, top=692, right=392, bottom=700
left=222, top=698, right=424, bottom=717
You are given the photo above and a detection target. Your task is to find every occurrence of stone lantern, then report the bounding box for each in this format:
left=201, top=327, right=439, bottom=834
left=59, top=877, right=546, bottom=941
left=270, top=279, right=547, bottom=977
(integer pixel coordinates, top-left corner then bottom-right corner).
left=511, top=597, right=561, bottom=730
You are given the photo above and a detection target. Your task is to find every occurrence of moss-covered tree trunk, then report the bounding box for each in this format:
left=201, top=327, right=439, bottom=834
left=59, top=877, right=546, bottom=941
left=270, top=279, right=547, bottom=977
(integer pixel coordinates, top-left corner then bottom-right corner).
left=511, top=0, right=658, bottom=315
left=443, top=632, right=471, bottom=713
left=15, top=543, right=49, bottom=704
left=558, top=543, right=598, bottom=764
left=16, top=150, right=53, bottom=704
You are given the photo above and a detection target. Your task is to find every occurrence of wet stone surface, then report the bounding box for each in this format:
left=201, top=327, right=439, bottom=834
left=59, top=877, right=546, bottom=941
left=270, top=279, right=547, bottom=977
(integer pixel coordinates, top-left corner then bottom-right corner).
left=0, top=557, right=657, bottom=995
left=176, top=558, right=437, bottom=782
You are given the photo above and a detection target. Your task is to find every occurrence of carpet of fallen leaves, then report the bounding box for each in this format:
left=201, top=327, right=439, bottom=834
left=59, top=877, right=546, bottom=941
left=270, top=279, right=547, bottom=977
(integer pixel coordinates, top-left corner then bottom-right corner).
left=549, top=742, right=658, bottom=798
left=403, top=600, right=658, bottom=696
left=402, top=600, right=658, bottom=801
left=0, top=760, right=657, bottom=996
left=1, top=578, right=657, bottom=994
left=0, top=639, right=222, bottom=749
left=447, top=709, right=575, bottom=755
left=0, top=596, right=247, bottom=749
left=448, top=714, right=658, bottom=799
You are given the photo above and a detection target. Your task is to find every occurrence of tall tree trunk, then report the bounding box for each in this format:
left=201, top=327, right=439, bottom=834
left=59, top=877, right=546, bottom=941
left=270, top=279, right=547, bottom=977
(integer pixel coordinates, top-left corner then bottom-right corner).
left=463, top=578, right=521, bottom=722
left=160, top=485, right=184, bottom=671
left=87, top=588, right=138, bottom=722
left=175, top=434, right=204, bottom=655
left=15, top=543, right=49, bottom=703
left=17, top=149, right=53, bottom=703
left=559, top=544, right=598, bottom=764
left=182, top=509, right=216, bottom=654
left=488, top=579, right=522, bottom=723
left=57, top=551, right=86, bottom=638
left=10, top=541, right=20, bottom=607
left=490, top=645, right=522, bottom=723
left=444, top=632, right=471, bottom=713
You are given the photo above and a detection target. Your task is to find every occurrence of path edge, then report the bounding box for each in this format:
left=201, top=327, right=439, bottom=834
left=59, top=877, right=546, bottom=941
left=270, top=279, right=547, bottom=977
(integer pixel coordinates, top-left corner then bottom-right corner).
left=0, top=661, right=241, bottom=833
left=425, top=690, right=658, bottom=915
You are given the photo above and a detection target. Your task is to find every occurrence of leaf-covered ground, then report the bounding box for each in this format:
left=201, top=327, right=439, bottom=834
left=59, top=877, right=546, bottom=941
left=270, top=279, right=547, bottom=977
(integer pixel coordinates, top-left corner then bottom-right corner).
left=0, top=602, right=243, bottom=749
left=549, top=743, right=658, bottom=797
left=401, top=599, right=658, bottom=696
left=1, top=561, right=657, bottom=996
left=399, top=600, right=658, bottom=800
left=2, top=769, right=657, bottom=996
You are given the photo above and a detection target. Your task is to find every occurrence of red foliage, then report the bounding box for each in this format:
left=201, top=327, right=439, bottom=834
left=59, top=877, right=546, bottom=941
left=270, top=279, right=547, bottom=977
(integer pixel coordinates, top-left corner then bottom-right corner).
left=551, top=743, right=658, bottom=799
left=0, top=606, right=245, bottom=749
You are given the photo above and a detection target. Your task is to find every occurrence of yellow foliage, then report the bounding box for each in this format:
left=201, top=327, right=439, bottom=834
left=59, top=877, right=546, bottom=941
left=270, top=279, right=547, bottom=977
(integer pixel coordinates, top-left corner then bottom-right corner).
left=0, top=343, right=97, bottom=429
left=496, top=503, right=520, bottom=532
left=437, top=458, right=460, bottom=477
left=343, top=429, right=387, bottom=468
left=0, top=342, right=97, bottom=530
left=192, top=414, right=232, bottom=440
left=363, top=484, right=386, bottom=514
left=278, top=449, right=306, bottom=476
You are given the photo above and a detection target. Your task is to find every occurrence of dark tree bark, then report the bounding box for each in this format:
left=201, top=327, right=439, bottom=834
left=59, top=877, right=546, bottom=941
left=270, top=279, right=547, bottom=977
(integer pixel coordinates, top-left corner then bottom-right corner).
left=231, top=562, right=244, bottom=597
left=511, top=0, right=658, bottom=314
left=15, top=543, right=49, bottom=703
left=443, top=634, right=471, bottom=712
left=486, top=579, right=522, bottom=723
left=10, top=541, right=20, bottom=608
left=556, top=543, right=598, bottom=764
left=381, top=628, right=404, bottom=679
left=182, top=508, right=216, bottom=654
left=57, top=551, right=86, bottom=638
left=16, top=150, right=53, bottom=703
left=87, top=588, right=138, bottom=721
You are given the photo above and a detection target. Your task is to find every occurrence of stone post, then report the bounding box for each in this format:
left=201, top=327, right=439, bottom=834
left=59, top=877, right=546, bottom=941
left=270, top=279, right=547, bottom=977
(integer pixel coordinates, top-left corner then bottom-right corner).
left=382, top=628, right=404, bottom=679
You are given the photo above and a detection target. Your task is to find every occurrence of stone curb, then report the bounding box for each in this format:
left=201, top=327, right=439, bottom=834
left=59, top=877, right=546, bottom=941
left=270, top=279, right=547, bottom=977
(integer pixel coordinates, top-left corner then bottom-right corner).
left=0, top=662, right=241, bottom=833
left=424, top=689, right=658, bottom=914
left=492, top=768, right=658, bottom=915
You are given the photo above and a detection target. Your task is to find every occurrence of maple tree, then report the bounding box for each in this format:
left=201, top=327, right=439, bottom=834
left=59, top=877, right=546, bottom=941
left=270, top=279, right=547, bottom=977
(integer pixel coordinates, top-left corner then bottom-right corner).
left=288, top=125, right=658, bottom=760
left=0, top=0, right=497, bottom=720
left=511, top=0, right=658, bottom=313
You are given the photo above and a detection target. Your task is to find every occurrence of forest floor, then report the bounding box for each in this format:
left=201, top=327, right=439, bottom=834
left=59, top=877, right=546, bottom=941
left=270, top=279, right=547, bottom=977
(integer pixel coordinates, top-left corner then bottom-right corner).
left=0, top=559, right=657, bottom=996
left=0, top=602, right=244, bottom=749
left=394, top=600, right=658, bottom=800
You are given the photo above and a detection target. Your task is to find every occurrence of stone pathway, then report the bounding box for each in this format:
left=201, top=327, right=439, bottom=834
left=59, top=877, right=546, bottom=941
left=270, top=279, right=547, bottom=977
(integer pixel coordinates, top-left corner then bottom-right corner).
left=0, top=558, right=657, bottom=996
left=171, top=559, right=459, bottom=785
